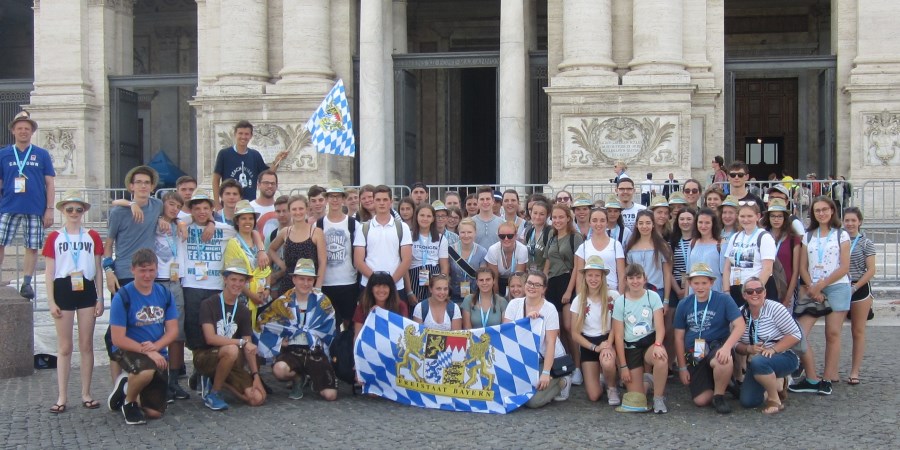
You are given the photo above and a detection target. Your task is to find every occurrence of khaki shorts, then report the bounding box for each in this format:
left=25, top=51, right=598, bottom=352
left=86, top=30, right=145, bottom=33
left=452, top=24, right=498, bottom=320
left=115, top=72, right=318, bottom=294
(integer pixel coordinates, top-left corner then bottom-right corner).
left=275, top=346, right=338, bottom=393
left=193, top=347, right=253, bottom=393
left=110, top=350, right=168, bottom=413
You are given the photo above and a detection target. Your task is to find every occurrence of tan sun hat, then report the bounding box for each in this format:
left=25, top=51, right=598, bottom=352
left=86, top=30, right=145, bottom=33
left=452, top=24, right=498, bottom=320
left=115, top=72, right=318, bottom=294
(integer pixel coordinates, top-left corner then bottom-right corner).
left=55, top=190, right=91, bottom=212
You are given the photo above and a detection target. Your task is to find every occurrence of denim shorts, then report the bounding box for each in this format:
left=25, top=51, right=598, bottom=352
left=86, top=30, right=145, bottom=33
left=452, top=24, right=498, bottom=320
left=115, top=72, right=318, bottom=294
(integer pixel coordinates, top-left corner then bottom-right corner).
left=823, top=283, right=851, bottom=312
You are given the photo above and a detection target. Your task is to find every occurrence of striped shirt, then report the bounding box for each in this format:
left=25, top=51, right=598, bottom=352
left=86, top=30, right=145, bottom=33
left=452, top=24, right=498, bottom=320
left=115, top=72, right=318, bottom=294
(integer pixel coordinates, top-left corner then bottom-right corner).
left=848, top=233, right=876, bottom=281
left=739, top=300, right=801, bottom=348
left=671, top=238, right=691, bottom=282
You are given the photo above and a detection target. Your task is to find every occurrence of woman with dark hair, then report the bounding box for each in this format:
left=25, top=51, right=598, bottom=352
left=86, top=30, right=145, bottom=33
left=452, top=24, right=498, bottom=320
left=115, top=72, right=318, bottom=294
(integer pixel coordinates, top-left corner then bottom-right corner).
left=604, top=196, right=632, bottom=246
left=704, top=185, right=725, bottom=209
left=446, top=206, right=463, bottom=234
left=669, top=208, right=698, bottom=306
left=843, top=207, right=876, bottom=385
left=464, top=193, right=479, bottom=218
left=398, top=197, right=416, bottom=228
left=543, top=204, right=584, bottom=383
left=722, top=202, right=776, bottom=308
left=761, top=199, right=801, bottom=307
left=406, top=204, right=449, bottom=305
left=522, top=200, right=550, bottom=271
left=461, top=267, right=508, bottom=328
left=789, top=196, right=851, bottom=396
left=689, top=208, right=724, bottom=293
left=413, top=274, right=462, bottom=331
left=682, top=179, right=704, bottom=207
left=711, top=156, right=728, bottom=192
left=353, top=272, right=409, bottom=338
left=625, top=210, right=672, bottom=302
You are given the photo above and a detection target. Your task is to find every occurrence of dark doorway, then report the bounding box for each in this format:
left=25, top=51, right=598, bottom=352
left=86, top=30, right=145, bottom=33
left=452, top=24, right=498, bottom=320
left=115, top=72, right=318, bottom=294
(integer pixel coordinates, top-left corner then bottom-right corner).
left=734, top=78, right=798, bottom=179
left=458, top=68, right=496, bottom=185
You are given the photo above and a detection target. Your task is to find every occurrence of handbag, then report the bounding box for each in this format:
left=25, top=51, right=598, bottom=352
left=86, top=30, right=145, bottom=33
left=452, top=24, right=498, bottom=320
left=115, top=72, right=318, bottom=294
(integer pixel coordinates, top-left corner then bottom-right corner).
left=539, top=354, right=576, bottom=379
left=793, top=296, right=832, bottom=318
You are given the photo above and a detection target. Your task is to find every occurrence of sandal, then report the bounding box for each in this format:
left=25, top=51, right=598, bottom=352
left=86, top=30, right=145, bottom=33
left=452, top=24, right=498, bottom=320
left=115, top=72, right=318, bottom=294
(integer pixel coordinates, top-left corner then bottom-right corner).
left=82, top=399, right=100, bottom=409
left=847, top=377, right=861, bottom=385
left=762, top=399, right=784, bottom=415
left=778, top=378, right=789, bottom=401
left=49, top=404, right=66, bottom=414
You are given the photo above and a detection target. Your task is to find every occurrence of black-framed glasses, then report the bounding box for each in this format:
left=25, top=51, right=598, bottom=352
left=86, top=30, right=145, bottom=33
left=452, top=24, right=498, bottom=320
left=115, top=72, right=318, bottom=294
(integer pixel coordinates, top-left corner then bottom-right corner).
left=743, top=287, right=764, bottom=295
left=65, top=207, right=84, bottom=214
left=498, top=233, right=516, bottom=240
left=729, top=172, right=746, bottom=178
left=525, top=281, right=544, bottom=288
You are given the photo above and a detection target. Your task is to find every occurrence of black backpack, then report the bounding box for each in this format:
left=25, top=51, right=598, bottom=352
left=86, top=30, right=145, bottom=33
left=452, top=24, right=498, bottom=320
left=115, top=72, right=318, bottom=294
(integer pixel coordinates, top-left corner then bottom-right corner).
left=330, top=326, right=357, bottom=384
left=103, top=284, right=174, bottom=354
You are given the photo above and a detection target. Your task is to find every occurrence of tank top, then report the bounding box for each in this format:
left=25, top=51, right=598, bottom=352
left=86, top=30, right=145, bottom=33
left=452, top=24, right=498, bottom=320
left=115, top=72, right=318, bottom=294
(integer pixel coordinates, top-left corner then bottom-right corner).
left=282, top=225, right=317, bottom=286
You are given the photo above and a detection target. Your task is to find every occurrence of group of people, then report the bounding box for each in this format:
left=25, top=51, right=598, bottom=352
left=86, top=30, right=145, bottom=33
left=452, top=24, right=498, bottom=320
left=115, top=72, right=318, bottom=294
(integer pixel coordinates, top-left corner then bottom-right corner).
left=2, top=115, right=874, bottom=422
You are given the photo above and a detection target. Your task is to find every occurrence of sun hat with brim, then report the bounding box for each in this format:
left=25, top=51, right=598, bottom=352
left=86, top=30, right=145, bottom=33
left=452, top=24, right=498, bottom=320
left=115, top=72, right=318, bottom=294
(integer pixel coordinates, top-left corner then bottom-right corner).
left=9, top=110, right=37, bottom=131
left=55, top=190, right=91, bottom=212
left=605, top=195, right=623, bottom=210
left=189, top=190, right=215, bottom=208
left=581, top=255, right=610, bottom=273
left=615, top=392, right=650, bottom=413
left=768, top=184, right=790, bottom=198
left=493, top=190, right=502, bottom=201
left=648, top=196, right=669, bottom=210
left=124, top=165, right=160, bottom=188
left=222, top=259, right=251, bottom=277
left=766, top=198, right=789, bottom=214
left=572, top=196, right=593, bottom=208
left=720, top=195, right=740, bottom=209
left=431, top=200, right=447, bottom=211
left=668, top=191, right=688, bottom=205
left=687, top=262, right=717, bottom=280
left=292, top=258, right=317, bottom=277
left=326, top=180, right=346, bottom=196
left=233, top=200, right=259, bottom=218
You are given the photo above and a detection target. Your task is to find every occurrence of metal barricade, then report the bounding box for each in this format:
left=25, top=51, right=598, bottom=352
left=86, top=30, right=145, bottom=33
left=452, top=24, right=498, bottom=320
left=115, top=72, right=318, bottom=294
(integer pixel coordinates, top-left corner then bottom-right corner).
left=857, top=180, right=900, bottom=224
left=424, top=184, right=553, bottom=204
left=287, top=184, right=410, bottom=201
left=561, top=183, right=617, bottom=203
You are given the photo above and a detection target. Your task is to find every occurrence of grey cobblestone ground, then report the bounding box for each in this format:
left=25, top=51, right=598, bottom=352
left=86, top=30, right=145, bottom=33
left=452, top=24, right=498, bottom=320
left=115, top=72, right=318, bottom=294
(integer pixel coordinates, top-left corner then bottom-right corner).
left=1, top=325, right=897, bottom=449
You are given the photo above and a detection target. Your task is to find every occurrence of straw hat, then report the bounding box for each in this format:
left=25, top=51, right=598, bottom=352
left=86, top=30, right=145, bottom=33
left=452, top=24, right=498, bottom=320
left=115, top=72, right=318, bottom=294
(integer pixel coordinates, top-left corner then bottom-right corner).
left=767, top=198, right=789, bottom=214
left=720, top=195, right=740, bottom=209
left=687, top=262, right=717, bottom=280
left=604, top=195, right=622, bottom=210
left=222, top=258, right=251, bottom=278
left=572, top=195, right=593, bottom=208
left=615, top=392, right=650, bottom=413
left=581, top=255, right=610, bottom=273
left=649, top=196, right=669, bottom=210
left=233, top=200, right=259, bottom=219
left=55, top=190, right=91, bottom=212
left=668, top=191, right=687, bottom=205
left=292, top=258, right=317, bottom=277
left=8, top=110, right=37, bottom=131
left=124, top=165, right=159, bottom=188
left=326, top=179, right=346, bottom=196
left=189, top=189, right=215, bottom=208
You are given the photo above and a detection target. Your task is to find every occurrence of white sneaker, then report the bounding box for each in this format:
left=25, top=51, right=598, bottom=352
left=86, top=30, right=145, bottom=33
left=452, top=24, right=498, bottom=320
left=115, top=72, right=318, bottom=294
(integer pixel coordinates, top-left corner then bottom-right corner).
left=554, top=376, right=571, bottom=401
left=607, top=387, right=621, bottom=406
left=571, top=368, right=584, bottom=386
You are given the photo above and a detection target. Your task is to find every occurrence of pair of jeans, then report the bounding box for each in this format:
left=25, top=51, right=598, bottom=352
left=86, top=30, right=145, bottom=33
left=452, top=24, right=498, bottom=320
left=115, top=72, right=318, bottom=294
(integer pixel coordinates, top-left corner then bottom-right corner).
left=740, top=350, right=799, bottom=408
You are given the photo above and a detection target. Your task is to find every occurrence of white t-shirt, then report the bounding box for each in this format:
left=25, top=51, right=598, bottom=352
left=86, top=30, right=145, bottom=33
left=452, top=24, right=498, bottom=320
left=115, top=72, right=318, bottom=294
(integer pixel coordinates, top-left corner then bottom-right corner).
left=504, top=298, right=566, bottom=358
left=322, top=215, right=358, bottom=286
left=569, top=290, right=620, bottom=337
left=154, top=222, right=185, bottom=279
left=181, top=221, right=236, bottom=290
left=484, top=241, right=529, bottom=277
left=413, top=301, right=462, bottom=331
left=620, top=203, right=646, bottom=231
left=802, top=228, right=851, bottom=286
left=249, top=200, right=275, bottom=215
left=411, top=233, right=449, bottom=268
left=724, top=228, right=776, bottom=285
left=575, top=238, right=625, bottom=291
left=353, top=217, right=413, bottom=289
left=42, top=228, right=104, bottom=281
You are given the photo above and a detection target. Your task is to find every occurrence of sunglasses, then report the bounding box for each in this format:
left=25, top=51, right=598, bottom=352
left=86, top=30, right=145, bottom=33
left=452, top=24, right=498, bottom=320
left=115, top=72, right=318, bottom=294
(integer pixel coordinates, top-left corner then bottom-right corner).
left=743, top=287, right=765, bottom=295
left=737, top=200, right=755, bottom=206
left=729, top=172, right=746, bottom=178
left=683, top=188, right=700, bottom=194
left=65, top=207, right=85, bottom=214
left=556, top=196, right=571, bottom=202
left=498, top=234, right=516, bottom=240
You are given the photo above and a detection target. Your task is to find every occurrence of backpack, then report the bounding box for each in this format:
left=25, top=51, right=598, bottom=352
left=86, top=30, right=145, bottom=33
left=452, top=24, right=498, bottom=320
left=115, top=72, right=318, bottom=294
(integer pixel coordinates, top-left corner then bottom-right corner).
left=316, top=215, right=357, bottom=247
left=330, top=326, right=357, bottom=384
left=103, top=284, right=175, bottom=354
left=419, top=299, right=459, bottom=323
left=361, top=218, right=404, bottom=256
left=728, top=230, right=787, bottom=299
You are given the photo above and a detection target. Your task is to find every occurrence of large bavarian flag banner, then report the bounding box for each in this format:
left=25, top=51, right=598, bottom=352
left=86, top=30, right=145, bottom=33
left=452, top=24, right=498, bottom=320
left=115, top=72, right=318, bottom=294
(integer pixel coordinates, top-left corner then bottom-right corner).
left=305, top=79, right=356, bottom=157
left=354, top=307, right=542, bottom=414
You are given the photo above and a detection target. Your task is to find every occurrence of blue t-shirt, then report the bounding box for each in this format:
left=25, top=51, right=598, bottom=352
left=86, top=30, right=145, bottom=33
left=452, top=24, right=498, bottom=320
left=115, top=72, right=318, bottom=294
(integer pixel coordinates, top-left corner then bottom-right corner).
left=213, top=147, right=269, bottom=201
left=107, top=199, right=163, bottom=278
left=0, top=144, right=56, bottom=215
left=673, top=290, right=741, bottom=347
left=109, top=282, right=178, bottom=357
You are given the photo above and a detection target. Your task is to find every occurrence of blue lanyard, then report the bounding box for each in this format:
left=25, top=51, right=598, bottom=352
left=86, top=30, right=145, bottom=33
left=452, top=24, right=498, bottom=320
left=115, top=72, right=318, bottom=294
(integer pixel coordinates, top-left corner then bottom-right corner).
left=816, top=229, right=835, bottom=264
left=501, top=245, right=517, bottom=273
left=734, top=228, right=760, bottom=265
left=292, top=293, right=309, bottom=327
left=62, top=227, right=84, bottom=268
left=419, top=234, right=430, bottom=264
left=191, top=223, right=209, bottom=257
left=680, top=239, right=689, bottom=272
left=693, top=295, right=712, bottom=339
left=478, top=294, right=491, bottom=327
left=849, top=234, right=862, bottom=256
left=457, top=242, right=476, bottom=266
left=747, top=314, right=759, bottom=344
left=12, top=144, right=33, bottom=177
left=220, top=293, right=238, bottom=336
left=164, top=223, right=178, bottom=259
left=236, top=234, right=256, bottom=267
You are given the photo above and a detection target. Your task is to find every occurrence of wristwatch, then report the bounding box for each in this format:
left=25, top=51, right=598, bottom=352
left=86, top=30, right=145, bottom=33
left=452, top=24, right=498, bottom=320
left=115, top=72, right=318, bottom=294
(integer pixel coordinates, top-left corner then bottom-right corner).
left=238, top=338, right=245, bottom=349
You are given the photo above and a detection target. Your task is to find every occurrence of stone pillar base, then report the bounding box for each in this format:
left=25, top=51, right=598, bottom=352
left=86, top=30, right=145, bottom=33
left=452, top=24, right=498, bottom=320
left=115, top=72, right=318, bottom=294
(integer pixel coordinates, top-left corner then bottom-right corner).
left=0, top=287, right=34, bottom=379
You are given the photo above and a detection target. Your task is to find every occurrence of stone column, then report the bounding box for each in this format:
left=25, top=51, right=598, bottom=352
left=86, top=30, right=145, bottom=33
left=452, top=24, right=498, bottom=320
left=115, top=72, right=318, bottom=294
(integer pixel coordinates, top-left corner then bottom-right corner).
left=555, top=0, right=618, bottom=86
left=217, top=0, right=269, bottom=85
left=851, top=0, right=900, bottom=81
left=393, top=0, right=408, bottom=53
left=498, top=0, right=529, bottom=184
left=611, top=0, right=633, bottom=76
left=623, top=0, right=689, bottom=85
left=683, top=0, right=713, bottom=84
left=360, top=0, right=387, bottom=184
left=382, top=0, right=396, bottom=184
left=31, top=0, right=92, bottom=101
left=273, top=0, right=333, bottom=93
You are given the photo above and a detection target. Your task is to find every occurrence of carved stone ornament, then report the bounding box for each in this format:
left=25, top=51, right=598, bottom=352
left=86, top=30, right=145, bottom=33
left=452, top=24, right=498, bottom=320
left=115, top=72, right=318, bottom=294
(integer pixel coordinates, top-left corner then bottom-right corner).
left=864, top=110, right=900, bottom=166
left=41, top=128, right=76, bottom=176
left=215, top=123, right=317, bottom=171
left=563, top=116, right=678, bottom=168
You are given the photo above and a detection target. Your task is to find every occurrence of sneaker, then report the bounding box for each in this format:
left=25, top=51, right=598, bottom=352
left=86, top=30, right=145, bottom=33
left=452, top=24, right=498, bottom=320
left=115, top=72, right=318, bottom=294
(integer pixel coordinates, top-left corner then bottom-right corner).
left=712, top=395, right=731, bottom=414
left=169, top=380, right=190, bottom=400
left=289, top=379, right=304, bottom=400
left=571, top=368, right=584, bottom=386
left=203, top=390, right=229, bottom=411
left=178, top=366, right=187, bottom=378
left=643, top=373, right=654, bottom=395
left=200, top=376, right=211, bottom=400
left=19, top=283, right=34, bottom=299
left=817, top=380, right=833, bottom=396
left=166, top=388, right=176, bottom=404
left=653, top=396, right=668, bottom=414
left=107, top=373, right=128, bottom=411
left=726, top=380, right=742, bottom=399
left=791, top=367, right=804, bottom=379
left=554, top=377, right=571, bottom=402
left=788, top=378, right=820, bottom=394
left=607, top=387, right=621, bottom=406
left=188, top=372, right=199, bottom=392
left=121, top=402, right=146, bottom=425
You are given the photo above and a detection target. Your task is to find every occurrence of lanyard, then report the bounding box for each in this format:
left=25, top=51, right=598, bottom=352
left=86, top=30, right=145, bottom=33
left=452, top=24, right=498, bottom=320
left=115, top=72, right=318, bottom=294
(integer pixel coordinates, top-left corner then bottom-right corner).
left=775, top=235, right=785, bottom=255
left=680, top=239, right=689, bottom=272
left=220, top=293, right=238, bottom=336
left=419, top=234, right=430, bottom=264
left=236, top=234, right=257, bottom=267
left=479, top=294, right=491, bottom=327
left=457, top=242, right=476, bottom=267
left=693, top=295, right=712, bottom=339
left=62, top=227, right=84, bottom=268
left=734, top=228, right=760, bottom=265
left=293, top=293, right=309, bottom=327
left=12, top=144, right=33, bottom=177
left=191, top=224, right=209, bottom=257
left=817, top=229, right=835, bottom=264
left=747, top=314, right=758, bottom=345
left=849, top=234, right=862, bottom=256
left=501, top=245, right=517, bottom=273
left=164, top=223, right=178, bottom=259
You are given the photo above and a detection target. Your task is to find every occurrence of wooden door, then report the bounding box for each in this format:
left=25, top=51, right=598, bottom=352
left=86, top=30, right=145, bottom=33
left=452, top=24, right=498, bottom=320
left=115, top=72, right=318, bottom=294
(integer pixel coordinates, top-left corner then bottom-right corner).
left=734, top=78, right=798, bottom=180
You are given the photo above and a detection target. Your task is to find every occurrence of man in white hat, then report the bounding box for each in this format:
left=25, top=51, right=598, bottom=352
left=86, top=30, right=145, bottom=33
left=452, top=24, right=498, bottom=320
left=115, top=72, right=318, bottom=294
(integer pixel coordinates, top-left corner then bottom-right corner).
left=316, top=180, right=359, bottom=328
left=0, top=110, right=56, bottom=298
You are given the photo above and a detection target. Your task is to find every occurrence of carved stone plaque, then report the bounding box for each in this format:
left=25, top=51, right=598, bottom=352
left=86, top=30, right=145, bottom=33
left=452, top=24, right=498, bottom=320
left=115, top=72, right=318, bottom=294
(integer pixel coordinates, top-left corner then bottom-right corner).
left=214, top=122, right=317, bottom=171
left=863, top=110, right=900, bottom=166
left=562, top=116, right=679, bottom=168
left=41, top=128, right=76, bottom=176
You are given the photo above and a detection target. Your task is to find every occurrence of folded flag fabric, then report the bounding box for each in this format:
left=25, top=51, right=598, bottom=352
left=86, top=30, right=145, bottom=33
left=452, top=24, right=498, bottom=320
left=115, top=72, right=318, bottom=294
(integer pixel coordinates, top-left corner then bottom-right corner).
left=354, top=307, right=542, bottom=414
left=255, top=290, right=336, bottom=360
left=305, top=79, right=356, bottom=157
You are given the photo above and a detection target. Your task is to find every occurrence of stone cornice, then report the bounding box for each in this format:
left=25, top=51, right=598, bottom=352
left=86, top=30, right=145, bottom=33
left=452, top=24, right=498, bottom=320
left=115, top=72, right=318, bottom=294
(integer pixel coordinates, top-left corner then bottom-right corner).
left=87, top=0, right=135, bottom=13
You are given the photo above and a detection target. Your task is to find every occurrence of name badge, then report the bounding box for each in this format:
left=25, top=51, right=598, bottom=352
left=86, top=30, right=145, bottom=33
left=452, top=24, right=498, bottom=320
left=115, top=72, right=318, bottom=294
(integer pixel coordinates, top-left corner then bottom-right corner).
left=459, top=281, right=471, bottom=297
left=418, top=268, right=430, bottom=286
left=14, top=177, right=26, bottom=194
left=732, top=268, right=742, bottom=286
left=693, top=338, right=708, bottom=360
left=811, top=264, right=826, bottom=283
left=169, top=263, right=180, bottom=282
left=70, top=271, right=84, bottom=291
left=194, top=262, right=208, bottom=281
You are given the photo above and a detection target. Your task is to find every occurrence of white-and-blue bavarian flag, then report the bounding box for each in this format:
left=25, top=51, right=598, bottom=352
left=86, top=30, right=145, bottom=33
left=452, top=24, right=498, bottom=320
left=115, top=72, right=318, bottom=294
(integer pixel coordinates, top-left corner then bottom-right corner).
left=305, top=79, right=356, bottom=157
left=354, top=307, right=542, bottom=414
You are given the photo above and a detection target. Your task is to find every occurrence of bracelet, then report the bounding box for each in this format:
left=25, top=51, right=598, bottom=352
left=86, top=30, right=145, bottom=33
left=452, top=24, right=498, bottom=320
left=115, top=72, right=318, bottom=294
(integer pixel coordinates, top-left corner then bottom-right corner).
left=653, top=342, right=663, bottom=347
left=618, top=364, right=627, bottom=369
left=541, top=370, right=550, bottom=376
left=677, top=366, right=688, bottom=372
left=407, top=292, right=415, bottom=297
left=257, top=250, right=265, bottom=253
left=590, top=344, right=597, bottom=352
left=251, top=372, right=259, bottom=378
